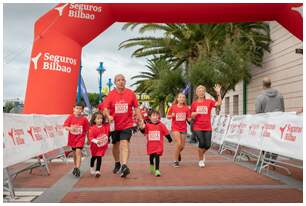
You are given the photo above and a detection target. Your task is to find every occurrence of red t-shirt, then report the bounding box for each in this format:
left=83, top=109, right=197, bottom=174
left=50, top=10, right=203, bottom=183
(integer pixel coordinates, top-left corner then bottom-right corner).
left=144, top=122, right=169, bottom=155
left=191, top=99, right=216, bottom=131
left=88, top=124, right=110, bottom=156
left=97, top=102, right=105, bottom=112
left=104, top=88, right=138, bottom=131
left=167, top=104, right=191, bottom=132
left=64, top=114, right=90, bottom=148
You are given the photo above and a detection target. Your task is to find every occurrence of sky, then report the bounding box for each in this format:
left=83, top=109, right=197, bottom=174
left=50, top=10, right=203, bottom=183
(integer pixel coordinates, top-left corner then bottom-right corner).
left=3, top=3, right=163, bottom=101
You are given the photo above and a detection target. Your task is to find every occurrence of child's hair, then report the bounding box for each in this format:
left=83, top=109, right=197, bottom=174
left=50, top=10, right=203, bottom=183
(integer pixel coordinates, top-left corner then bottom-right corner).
left=173, top=92, right=187, bottom=105
left=148, top=110, right=160, bottom=117
left=75, top=102, right=85, bottom=109
left=90, top=111, right=105, bottom=125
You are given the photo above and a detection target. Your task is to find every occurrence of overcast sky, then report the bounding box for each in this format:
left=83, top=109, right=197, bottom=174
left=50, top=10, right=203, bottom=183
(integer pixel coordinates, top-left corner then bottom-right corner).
left=3, top=3, right=162, bottom=101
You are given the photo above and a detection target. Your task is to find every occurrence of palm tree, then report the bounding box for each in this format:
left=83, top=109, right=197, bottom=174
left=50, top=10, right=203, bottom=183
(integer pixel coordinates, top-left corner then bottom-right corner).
left=120, top=22, right=271, bottom=103
left=131, top=58, right=185, bottom=116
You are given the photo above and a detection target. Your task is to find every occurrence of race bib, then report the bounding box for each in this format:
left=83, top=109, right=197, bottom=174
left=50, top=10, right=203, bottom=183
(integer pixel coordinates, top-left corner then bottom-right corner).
left=148, top=131, right=161, bottom=141
left=96, top=134, right=108, bottom=147
left=115, top=103, right=128, bottom=114
left=176, top=113, right=186, bottom=121
left=70, top=125, right=83, bottom=135
left=196, top=106, right=208, bottom=114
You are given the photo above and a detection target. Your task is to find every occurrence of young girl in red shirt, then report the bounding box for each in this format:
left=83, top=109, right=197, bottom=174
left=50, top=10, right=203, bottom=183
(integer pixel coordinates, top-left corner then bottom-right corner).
left=88, top=111, right=110, bottom=177
left=167, top=93, right=191, bottom=167
left=140, top=110, right=172, bottom=177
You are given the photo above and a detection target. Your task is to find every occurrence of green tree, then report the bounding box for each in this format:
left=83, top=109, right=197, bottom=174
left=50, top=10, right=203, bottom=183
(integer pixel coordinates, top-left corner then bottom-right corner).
left=3, top=102, right=15, bottom=113
left=131, top=58, right=185, bottom=116
left=120, top=22, right=271, bottom=103
left=87, top=93, right=100, bottom=108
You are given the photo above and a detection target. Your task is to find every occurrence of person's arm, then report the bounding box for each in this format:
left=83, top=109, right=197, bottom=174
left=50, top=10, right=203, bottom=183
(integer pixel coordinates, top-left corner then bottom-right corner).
left=166, top=106, right=173, bottom=119
left=165, top=134, right=173, bottom=143
left=135, top=107, right=143, bottom=123
left=280, top=96, right=285, bottom=112
left=214, top=84, right=222, bottom=107
left=191, top=103, right=198, bottom=119
left=104, top=108, right=113, bottom=122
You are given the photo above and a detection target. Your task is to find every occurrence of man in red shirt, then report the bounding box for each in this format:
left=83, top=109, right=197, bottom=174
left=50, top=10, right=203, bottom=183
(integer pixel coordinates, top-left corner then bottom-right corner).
left=104, top=74, right=143, bottom=178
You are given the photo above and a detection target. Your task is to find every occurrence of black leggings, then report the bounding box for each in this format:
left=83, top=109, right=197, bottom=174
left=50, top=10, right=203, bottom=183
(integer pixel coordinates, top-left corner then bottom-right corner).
left=149, top=153, right=160, bottom=170
left=90, top=156, right=102, bottom=171
left=194, top=131, right=212, bottom=149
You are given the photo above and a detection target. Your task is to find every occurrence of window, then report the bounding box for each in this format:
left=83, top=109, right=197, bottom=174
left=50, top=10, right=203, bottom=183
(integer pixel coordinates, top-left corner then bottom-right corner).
left=233, top=95, right=239, bottom=115
left=225, top=97, right=230, bottom=115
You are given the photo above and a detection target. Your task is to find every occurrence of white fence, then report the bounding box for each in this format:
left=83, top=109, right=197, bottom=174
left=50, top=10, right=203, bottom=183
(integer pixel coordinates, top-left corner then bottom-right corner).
left=3, top=114, right=69, bottom=168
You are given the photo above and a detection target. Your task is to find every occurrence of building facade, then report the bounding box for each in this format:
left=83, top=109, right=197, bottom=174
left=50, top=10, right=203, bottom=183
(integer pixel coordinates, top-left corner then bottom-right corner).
left=221, top=21, right=303, bottom=115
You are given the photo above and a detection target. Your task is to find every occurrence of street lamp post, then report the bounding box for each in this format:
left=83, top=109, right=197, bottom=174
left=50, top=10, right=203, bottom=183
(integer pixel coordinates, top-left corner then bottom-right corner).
left=96, top=62, right=105, bottom=102
left=107, top=78, right=113, bottom=93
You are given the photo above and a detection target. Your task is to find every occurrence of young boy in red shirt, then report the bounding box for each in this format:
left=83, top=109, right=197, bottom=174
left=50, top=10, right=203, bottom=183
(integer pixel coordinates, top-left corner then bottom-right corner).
left=64, top=102, right=90, bottom=177
left=139, top=110, right=172, bottom=177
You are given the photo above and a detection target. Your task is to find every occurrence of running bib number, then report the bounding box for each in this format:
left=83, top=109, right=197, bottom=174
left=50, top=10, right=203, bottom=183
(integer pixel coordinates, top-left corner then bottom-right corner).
left=115, top=103, right=128, bottom=114
left=176, top=113, right=186, bottom=121
left=148, top=131, right=161, bottom=141
left=70, top=125, right=83, bottom=135
left=196, top=106, right=208, bottom=114
left=96, top=134, right=108, bottom=147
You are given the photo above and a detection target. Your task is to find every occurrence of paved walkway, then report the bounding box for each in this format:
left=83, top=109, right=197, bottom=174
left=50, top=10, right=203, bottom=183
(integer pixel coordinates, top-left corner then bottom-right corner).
left=8, top=132, right=303, bottom=203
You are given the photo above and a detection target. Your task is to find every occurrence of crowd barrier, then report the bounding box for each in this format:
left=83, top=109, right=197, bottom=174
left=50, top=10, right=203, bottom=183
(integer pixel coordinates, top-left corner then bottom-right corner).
left=3, top=113, right=69, bottom=200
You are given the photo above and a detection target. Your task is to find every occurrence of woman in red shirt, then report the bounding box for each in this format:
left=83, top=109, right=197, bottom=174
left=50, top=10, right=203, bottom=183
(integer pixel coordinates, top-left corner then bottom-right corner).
left=191, top=84, right=222, bottom=168
left=167, top=93, right=191, bottom=167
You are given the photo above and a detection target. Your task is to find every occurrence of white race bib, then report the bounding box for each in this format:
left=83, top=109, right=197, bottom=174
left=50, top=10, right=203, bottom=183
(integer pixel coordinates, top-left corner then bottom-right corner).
left=148, top=131, right=161, bottom=141
left=196, top=106, right=208, bottom=114
left=175, top=113, right=186, bottom=121
left=115, top=103, right=128, bottom=114
left=96, top=134, right=108, bottom=147
left=70, top=125, right=83, bottom=135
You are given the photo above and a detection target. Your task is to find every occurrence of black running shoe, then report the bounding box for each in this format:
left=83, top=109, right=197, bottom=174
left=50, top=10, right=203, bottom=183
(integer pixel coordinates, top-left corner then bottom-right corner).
left=72, top=168, right=77, bottom=176
left=178, top=153, right=182, bottom=162
left=120, top=165, right=130, bottom=178
left=75, top=168, right=81, bottom=177
left=113, top=162, right=121, bottom=174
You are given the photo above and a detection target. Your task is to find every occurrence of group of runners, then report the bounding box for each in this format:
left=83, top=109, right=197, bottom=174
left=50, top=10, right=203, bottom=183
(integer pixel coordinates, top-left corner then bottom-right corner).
left=64, top=74, right=222, bottom=178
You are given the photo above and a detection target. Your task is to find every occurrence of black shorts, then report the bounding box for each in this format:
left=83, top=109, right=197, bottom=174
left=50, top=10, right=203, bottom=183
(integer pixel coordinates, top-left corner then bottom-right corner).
left=193, top=130, right=212, bottom=149
left=111, top=128, right=133, bottom=144
left=71, top=147, right=83, bottom=151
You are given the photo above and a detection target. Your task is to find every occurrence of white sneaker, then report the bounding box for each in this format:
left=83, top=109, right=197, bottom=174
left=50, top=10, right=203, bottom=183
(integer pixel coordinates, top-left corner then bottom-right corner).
left=90, top=167, right=95, bottom=175
left=95, top=171, right=101, bottom=177
left=198, top=160, right=205, bottom=168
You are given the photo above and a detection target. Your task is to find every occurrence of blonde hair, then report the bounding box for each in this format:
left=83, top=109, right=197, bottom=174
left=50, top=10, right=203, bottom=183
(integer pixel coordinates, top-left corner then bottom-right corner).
left=195, top=85, right=206, bottom=100
left=173, top=93, right=187, bottom=105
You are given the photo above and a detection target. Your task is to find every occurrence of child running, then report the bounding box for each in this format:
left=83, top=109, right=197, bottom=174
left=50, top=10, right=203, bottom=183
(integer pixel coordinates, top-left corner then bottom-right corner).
left=64, top=102, right=90, bottom=177
left=139, top=110, right=173, bottom=177
left=167, top=93, right=191, bottom=167
left=88, top=111, right=110, bottom=177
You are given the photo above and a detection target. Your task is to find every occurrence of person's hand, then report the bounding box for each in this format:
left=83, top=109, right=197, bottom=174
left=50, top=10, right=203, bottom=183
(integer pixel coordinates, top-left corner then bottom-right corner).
left=108, top=115, right=114, bottom=122
left=214, top=84, right=222, bottom=94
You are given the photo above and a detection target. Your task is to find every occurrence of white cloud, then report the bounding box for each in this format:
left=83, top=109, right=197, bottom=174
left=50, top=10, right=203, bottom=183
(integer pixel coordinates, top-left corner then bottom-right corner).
left=3, top=4, right=163, bottom=101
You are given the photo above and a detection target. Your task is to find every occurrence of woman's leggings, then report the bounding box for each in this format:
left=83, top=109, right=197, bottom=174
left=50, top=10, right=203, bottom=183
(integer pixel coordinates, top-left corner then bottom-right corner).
left=193, top=131, right=212, bottom=149
left=90, top=156, right=102, bottom=171
left=149, top=153, right=160, bottom=170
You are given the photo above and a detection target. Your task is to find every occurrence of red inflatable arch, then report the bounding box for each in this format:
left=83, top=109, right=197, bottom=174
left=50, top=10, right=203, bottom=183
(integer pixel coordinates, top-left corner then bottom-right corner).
left=24, top=3, right=303, bottom=114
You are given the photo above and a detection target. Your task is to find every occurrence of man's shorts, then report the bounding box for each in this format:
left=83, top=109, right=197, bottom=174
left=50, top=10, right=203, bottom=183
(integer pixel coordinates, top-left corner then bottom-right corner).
left=111, top=128, right=133, bottom=144
left=71, top=147, right=83, bottom=151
